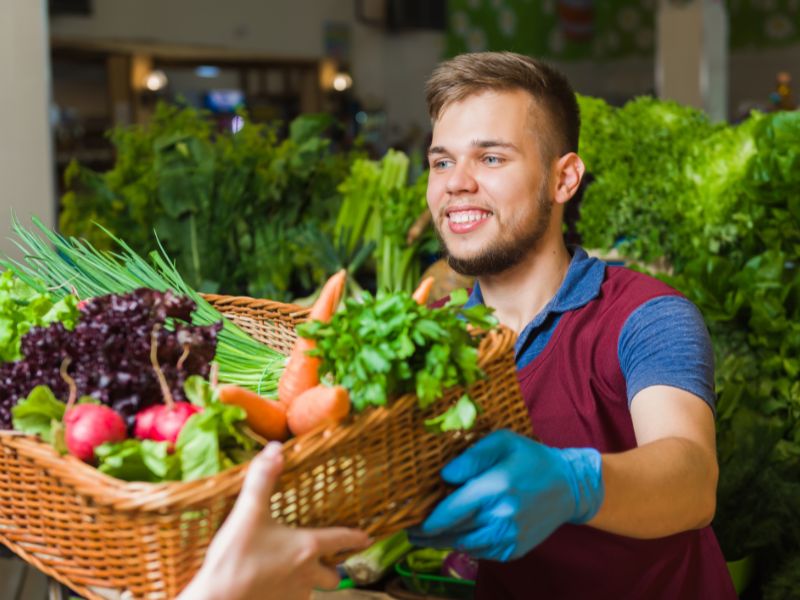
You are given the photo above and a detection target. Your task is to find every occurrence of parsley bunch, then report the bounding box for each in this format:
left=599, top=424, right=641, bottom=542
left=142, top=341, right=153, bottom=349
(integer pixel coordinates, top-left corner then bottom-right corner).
left=297, top=289, right=497, bottom=412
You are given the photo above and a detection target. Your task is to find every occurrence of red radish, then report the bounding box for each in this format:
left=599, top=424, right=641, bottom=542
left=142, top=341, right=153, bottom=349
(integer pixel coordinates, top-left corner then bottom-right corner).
left=133, top=405, right=157, bottom=439
left=135, top=325, right=202, bottom=448
left=134, top=402, right=201, bottom=446
left=64, top=404, right=127, bottom=464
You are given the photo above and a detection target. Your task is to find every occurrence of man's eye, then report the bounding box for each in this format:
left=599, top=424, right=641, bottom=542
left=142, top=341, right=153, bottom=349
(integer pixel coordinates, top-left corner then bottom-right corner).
left=484, top=155, right=503, bottom=165
left=432, top=159, right=452, bottom=169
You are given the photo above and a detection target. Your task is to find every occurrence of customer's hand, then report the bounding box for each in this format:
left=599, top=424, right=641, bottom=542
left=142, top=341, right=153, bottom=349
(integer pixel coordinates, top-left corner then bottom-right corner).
left=179, top=442, right=370, bottom=600
left=408, top=430, right=604, bottom=561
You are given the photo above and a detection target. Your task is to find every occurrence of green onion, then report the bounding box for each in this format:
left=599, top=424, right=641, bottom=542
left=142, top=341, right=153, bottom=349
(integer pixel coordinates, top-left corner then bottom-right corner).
left=3, top=216, right=286, bottom=396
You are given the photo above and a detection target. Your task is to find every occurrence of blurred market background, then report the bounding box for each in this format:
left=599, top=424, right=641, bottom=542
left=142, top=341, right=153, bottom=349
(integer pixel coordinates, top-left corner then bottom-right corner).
left=1, top=1, right=799, bottom=599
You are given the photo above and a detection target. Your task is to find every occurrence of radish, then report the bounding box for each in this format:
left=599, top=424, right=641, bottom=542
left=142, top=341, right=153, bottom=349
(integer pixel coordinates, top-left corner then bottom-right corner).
left=132, top=325, right=204, bottom=447
left=134, top=402, right=201, bottom=446
left=64, top=404, right=127, bottom=463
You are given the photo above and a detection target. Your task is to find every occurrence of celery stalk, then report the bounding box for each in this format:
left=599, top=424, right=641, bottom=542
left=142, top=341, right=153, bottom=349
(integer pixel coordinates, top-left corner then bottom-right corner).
left=342, top=530, right=413, bottom=586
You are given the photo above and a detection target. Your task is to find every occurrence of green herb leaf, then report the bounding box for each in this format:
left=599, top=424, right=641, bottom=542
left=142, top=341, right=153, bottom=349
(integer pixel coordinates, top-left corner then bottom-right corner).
left=446, top=288, right=469, bottom=307
left=301, top=289, right=495, bottom=412
left=424, top=395, right=479, bottom=434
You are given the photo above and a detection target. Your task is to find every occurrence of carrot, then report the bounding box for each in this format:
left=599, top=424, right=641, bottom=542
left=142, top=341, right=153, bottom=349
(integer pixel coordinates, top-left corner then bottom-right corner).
left=218, top=384, right=290, bottom=441
left=278, top=269, right=347, bottom=407
left=286, top=385, right=351, bottom=436
left=412, top=276, right=435, bottom=305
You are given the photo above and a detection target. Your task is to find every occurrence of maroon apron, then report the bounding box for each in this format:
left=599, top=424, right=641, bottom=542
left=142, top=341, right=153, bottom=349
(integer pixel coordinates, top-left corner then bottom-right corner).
left=475, top=267, right=736, bottom=599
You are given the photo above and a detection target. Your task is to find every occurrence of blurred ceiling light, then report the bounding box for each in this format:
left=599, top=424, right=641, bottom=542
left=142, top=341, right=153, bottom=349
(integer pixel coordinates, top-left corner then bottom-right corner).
left=195, top=65, right=221, bottom=78
left=332, top=72, right=353, bottom=92
left=145, top=69, right=168, bottom=92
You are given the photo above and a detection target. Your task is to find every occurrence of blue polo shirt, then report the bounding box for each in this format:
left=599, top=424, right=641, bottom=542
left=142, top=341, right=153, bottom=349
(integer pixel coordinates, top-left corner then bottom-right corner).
left=465, top=247, right=715, bottom=410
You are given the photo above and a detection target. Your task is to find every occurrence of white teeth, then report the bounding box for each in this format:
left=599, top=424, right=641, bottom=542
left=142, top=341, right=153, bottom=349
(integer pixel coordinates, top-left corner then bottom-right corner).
left=449, top=211, right=490, bottom=224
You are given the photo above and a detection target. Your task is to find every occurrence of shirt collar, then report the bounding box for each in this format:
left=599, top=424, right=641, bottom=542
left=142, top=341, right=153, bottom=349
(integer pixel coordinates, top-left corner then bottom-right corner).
left=464, top=246, right=606, bottom=328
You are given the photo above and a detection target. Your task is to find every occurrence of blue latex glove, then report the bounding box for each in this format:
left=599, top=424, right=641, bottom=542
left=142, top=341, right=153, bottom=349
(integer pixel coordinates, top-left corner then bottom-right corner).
left=408, top=430, right=604, bottom=561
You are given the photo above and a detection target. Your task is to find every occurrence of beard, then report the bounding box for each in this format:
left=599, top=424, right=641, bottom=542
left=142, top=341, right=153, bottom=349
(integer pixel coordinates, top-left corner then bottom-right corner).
left=437, top=187, right=552, bottom=277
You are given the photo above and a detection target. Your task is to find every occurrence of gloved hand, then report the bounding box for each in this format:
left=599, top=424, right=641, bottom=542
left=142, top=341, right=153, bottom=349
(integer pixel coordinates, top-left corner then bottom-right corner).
left=408, top=430, right=604, bottom=561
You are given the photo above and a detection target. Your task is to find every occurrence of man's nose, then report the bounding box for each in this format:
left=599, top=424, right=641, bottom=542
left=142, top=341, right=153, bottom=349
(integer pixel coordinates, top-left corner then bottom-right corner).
left=445, top=161, right=478, bottom=195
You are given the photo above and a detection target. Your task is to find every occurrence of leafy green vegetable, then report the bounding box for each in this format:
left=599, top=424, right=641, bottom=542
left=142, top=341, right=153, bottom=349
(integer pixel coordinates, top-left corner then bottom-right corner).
left=176, top=402, right=255, bottom=481
left=0, top=270, right=79, bottom=362
left=343, top=531, right=413, bottom=585
left=298, top=289, right=496, bottom=411
left=334, top=150, right=433, bottom=294
left=95, top=439, right=180, bottom=482
left=11, top=385, right=66, bottom=442
left=183, top=374, right=218, bottom=408
left=424, top=394, right=479, bottom=433
left=405, top=548, right=451, bottom=573
left=576, top=94, right=719, bottom=266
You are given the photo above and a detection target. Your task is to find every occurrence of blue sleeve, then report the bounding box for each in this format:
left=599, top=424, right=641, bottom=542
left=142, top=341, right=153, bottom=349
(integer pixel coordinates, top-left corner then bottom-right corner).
left=617, top=296, right=715, bottom=412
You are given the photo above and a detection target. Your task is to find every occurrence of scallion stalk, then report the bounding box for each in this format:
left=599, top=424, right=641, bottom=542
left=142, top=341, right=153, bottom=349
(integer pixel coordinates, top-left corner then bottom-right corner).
left=3, top=216, right=286, bottom=396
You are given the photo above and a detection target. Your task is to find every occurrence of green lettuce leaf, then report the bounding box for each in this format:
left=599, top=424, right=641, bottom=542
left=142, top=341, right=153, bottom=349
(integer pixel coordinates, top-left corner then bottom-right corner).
left=11, top=385, right=66, bottom=442
left=176, top=402, right=254, bottom=481
left=95, top=439, right=180, bottom=482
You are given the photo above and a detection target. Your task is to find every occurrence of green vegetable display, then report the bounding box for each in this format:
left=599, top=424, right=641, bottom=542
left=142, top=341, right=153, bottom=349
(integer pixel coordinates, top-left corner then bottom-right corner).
left=576, top=97, right=800, bottom=596
left=335, top=150, right=434, bottom=294
left=60, top=103, right=363, bottom=300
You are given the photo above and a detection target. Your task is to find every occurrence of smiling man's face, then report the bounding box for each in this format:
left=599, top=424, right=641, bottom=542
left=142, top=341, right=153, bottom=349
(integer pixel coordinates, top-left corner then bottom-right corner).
left=426, top=89, right=555, bottom=276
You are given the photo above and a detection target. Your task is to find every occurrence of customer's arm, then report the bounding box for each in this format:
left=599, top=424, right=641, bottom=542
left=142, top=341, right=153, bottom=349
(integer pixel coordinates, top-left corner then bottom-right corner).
left=179, top=443, right=370, bottom=600
left=588, top=385, right=718, bottom=537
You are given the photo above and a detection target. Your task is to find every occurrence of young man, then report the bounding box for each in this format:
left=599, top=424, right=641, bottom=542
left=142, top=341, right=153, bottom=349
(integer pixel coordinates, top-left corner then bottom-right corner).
left=408, top=52, right=736, bottom=598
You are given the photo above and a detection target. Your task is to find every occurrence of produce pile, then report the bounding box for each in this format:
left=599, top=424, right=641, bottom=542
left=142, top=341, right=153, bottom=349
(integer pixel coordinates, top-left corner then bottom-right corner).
left=1, top=277, right=261, bottom=481
left=1, top=288, right=219, bottom=430
left=6, top=216, right=286, bottom=396
left=0, top=221, right=497, bottom=486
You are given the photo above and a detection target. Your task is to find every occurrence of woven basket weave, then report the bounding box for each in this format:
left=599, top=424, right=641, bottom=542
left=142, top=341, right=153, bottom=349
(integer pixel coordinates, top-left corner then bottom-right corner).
left=0, top=295, right=531, bottom=600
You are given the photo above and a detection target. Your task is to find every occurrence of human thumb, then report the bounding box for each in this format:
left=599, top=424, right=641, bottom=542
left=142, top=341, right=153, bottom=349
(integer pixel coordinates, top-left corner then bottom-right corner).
left=236, top=442, right=284, bottom=516
left=441, top=430, right=515, bottom=484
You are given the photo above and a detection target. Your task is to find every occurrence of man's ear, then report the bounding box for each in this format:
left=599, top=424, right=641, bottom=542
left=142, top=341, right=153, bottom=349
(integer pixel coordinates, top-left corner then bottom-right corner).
left=552, top=153, right=585, bottom=206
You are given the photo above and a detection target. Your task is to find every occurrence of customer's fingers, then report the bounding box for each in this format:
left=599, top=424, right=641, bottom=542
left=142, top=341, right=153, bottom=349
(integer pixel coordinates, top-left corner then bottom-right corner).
left=312, top=527, right=371, bottom=556
left=311, top=563, right=342, bottom=590
left=234, top=442, right=284, bottom=518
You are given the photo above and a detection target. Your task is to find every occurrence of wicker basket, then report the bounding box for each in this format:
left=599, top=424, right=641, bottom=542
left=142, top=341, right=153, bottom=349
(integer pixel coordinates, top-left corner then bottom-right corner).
left=0, top=295, right=531, bottom=600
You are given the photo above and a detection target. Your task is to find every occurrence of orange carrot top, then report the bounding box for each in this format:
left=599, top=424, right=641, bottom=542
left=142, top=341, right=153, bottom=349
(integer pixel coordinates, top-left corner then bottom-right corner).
left=277, top=270, right=347, bottom=406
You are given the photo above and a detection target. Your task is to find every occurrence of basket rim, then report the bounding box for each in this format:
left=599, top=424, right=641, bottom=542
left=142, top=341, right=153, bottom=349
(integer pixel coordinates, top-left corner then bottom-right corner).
left=200, top=293, right=311, bottom=318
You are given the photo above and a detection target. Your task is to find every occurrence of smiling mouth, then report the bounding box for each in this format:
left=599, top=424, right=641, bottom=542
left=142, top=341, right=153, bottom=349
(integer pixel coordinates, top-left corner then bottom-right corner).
left=446, top=209, right=493, bottom=224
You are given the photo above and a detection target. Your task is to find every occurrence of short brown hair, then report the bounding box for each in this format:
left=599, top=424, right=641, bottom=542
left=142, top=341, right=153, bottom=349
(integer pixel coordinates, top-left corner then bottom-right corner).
left=425, top=52, right=580, bottom=161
